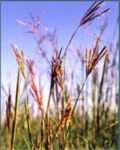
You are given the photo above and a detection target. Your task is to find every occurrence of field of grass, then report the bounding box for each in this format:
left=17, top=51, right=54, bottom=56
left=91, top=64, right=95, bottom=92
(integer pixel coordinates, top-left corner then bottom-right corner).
left=1, top=1, right=119, bottom=150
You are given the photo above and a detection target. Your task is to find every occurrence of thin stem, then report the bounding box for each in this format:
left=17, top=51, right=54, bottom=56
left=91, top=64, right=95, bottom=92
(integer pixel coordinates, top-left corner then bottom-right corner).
left=71, top=77, right=88, bottom=116
left=63, top=24, right=80, bottom=59
left=10, top=70, right=20, bottom=150
left=24, top=98, right=33, bottom=148
left=96, top=58, right=106, bottom=135
left=45, top=77, right=54, bottom=118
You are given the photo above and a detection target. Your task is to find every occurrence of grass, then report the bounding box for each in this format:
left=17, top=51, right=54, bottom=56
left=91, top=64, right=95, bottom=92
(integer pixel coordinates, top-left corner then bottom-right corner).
left=1, top=1, right=119, bottom=150
left=10, top=70, right=20, bottom=150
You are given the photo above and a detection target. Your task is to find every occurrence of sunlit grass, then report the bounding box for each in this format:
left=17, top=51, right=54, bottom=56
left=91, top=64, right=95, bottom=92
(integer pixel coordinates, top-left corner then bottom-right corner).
left=1, top=1, right=118, bottom=150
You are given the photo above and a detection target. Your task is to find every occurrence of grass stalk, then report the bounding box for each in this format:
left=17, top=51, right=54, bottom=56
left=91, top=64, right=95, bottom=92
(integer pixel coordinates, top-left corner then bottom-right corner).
left=10, top=70, right=20, bottom=150
left=96, top=57, right=107, bottom=135
left=71, top=78, right=88, bottom=116
left=24, top=97, right=33, bottom=148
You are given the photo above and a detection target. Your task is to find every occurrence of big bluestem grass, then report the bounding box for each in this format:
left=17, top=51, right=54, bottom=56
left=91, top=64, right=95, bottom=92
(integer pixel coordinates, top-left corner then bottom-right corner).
left=1, top=1, right=118, bottom=149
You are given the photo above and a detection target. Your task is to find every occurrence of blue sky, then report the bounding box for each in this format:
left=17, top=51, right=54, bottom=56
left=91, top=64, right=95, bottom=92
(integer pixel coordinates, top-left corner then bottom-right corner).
left=1, top=1, right=119, bottom=116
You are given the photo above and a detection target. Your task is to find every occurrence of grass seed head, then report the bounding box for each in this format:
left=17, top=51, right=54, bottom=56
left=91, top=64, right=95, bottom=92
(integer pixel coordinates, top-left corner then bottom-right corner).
left=11, top=43, right=26, bottom=78
left=59, top=98, right=72, bottom=129
left=85, top=45, right=108, bottom=77
left=51, top=48, right=64, bottom=90
left=80, top=1, right=110, bottom=26
left=27, top=59, right=43, bottom=112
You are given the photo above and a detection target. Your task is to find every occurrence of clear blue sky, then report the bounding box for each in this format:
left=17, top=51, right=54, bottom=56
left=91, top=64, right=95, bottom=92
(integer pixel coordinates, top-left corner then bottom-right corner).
left=1, top=1, right=119, bottom=116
